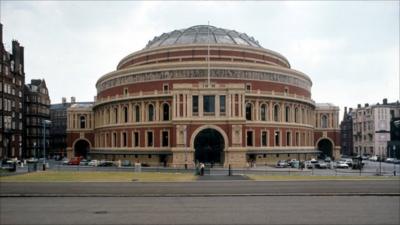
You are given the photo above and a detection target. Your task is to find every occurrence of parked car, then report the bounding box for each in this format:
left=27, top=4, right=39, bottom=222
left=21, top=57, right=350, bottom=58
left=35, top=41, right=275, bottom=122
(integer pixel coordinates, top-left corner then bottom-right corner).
left=88, top=160, right=98, bottom=166
left=310, top=158, right=318, bottom=163
left=335, top=161, right=349, bottom=169
left=316, top=161, right=328, bottom=169
left=61, top=158, right=69, bottom=165
left=68, top=157, right=82, bottom=165
left=324, top=157, right=332, bottom=162
left=304, top=161, right=313, bottom=169
left=289, top=159, right=300, bottom=168
left=341, top=158, right=353, bottom=167
left=79, top=159, right=89, bottom=166
left=385, top=158, right=396, bottom=163
left=98, top=161, right=115, bottom=167
left=276, top=160, right=288, bottom=168
left=121, top=160, right=132, bottom=167
left=369, top=155, right=378, bottom=161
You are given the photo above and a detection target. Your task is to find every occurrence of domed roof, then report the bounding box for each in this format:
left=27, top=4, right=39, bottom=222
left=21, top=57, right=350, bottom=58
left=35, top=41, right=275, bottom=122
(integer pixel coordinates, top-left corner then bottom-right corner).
left=145, top=25, right=263, bottom=49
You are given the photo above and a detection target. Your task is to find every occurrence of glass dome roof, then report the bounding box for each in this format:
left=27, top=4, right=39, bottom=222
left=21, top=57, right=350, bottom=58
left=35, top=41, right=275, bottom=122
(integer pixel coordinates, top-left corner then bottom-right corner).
left=145, top=25, right=263, bottom=49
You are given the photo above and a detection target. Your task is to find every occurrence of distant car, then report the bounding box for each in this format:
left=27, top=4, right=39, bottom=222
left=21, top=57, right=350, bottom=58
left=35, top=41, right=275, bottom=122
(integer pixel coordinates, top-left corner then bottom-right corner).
left=276, top=160, right=288, bottom=168
left=68, top=157, right=81, bottom=165
left=369, top=156, right=378, bottom=161
left=393, top=159, right=400, bottom=164
left=385, top=158, right=396, bottom=163
left=79, top=159, right=89, bottom=166
left=310, top=158, right=318, bottom=163
left=316, top=162, right=328, bottom=169
left=324, top=157, right=332, bottom=162
left=88, top=160, right=98, bottom=166
left=98, top=161, right=114, bottom=167
left=341, top=158, right=353, bottom=167
left=336, top=161, right=349, bottom=169
left=304, top=161, right=313, bottom=169
left=121, top=160, right=132, bottom=167
left=361, top=155, right=369, bottom=160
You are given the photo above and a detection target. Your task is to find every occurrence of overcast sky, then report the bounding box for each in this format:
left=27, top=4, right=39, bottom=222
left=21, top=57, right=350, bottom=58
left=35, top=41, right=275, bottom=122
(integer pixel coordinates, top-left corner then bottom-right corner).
left=1, top=1, right=399, bottom=119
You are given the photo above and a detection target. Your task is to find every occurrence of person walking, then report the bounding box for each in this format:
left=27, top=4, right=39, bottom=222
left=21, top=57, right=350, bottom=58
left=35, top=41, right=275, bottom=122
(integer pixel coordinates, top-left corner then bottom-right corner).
left=200, top=163, right=205, bottom=176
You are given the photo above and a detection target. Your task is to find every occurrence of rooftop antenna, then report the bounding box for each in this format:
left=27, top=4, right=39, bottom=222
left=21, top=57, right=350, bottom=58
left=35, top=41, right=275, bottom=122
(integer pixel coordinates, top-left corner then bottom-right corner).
left=207, top=21, right=211, bottom=87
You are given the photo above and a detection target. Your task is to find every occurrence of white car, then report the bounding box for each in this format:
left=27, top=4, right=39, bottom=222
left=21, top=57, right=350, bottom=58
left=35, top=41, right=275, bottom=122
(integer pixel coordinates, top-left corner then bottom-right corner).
left=336, top=161, right=349, bottom=169
left=369, top=156, right=378, bottom=161
left=88, top=160, right=98, bottom=166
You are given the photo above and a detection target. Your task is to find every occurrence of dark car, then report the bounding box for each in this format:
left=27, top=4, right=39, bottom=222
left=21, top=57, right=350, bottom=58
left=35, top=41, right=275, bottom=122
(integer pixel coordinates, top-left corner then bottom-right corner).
left=98, top=161, right=115, bottom=167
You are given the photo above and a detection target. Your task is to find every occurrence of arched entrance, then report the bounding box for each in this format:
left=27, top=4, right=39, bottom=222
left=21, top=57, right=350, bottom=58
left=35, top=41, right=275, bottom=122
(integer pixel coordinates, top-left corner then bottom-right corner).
left=194, top=128, right=225, bottom=164
left=74, top=139, right=90, bottom=158
left=317, top=138, right=333, bottom=159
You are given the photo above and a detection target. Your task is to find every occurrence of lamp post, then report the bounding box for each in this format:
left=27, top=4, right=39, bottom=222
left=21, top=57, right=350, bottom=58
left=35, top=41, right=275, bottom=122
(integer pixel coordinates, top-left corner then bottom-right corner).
left=42, top=119, right=51, bottom=170
left=184, top=126, right=187, bottom=169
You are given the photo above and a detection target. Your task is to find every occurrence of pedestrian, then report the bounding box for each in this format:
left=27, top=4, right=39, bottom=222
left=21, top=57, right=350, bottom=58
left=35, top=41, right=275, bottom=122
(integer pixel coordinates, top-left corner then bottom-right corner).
left=200, top=163, right=205, bottom=176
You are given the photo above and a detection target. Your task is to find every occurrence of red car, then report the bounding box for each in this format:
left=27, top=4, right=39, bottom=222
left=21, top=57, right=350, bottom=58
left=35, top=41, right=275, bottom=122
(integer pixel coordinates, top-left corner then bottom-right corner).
left=67, top=157, right=82, bottom=165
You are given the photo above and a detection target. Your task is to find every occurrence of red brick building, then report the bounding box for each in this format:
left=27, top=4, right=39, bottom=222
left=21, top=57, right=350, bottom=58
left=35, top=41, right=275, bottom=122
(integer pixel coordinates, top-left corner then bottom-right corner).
left=67, top=25, right=340, bottom=167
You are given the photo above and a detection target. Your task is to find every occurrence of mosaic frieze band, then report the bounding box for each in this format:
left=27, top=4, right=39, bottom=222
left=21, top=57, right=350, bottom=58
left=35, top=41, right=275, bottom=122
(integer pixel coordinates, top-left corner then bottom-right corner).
left=97, top=69, right=311, bottom=93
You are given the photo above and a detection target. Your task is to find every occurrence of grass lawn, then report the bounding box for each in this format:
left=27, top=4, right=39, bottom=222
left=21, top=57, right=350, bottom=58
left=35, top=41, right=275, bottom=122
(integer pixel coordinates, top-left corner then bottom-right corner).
left=247, top=174, right=400, bottom=181
left=0, top=171, right=196, bottom=182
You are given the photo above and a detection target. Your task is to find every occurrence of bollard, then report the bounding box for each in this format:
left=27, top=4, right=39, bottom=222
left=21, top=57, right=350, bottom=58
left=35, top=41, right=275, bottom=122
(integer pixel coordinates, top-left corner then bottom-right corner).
left=228, top=164, right=232, bottom=176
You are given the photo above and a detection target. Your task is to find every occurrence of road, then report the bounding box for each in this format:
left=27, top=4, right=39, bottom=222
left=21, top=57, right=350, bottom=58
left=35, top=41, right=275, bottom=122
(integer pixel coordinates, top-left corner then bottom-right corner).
left=1, top=180, right=399, bottom=196
left=1, top=196, right=399, bottom=225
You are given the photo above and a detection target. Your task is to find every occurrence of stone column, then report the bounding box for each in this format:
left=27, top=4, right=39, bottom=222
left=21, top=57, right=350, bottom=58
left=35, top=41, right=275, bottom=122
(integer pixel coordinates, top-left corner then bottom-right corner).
left=199, top=94, right=203, bottom=117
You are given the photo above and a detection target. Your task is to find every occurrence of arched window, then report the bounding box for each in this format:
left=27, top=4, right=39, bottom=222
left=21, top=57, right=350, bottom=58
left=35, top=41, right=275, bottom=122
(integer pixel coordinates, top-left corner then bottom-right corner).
left=295, top=108, right=299, bottom=123
left=321, top=115, right=328, bottom=128
left=274, top=104, right=280, bottom=122
left=285, top=106, right=290, bottom=122
left=246, top=103, right=252, bottom=120
left=302, top=109, right=306, bottom=124
left=148, top=104, right=154, bottom=122
left=123, top=107, right=128, bottom=123
left=162, top=103, right=170, bottom=121
left=135, top=105, right=140, bottom=122
left=260, top=104, right=267, bottom=121
left=80, top=115, right=86, bottom=129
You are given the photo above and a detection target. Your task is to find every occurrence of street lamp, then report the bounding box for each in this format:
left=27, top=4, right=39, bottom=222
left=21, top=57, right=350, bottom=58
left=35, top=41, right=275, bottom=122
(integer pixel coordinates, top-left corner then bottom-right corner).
left=183, top=126, right=187, bottom=169
left=42, top=119, right=51, bottom=170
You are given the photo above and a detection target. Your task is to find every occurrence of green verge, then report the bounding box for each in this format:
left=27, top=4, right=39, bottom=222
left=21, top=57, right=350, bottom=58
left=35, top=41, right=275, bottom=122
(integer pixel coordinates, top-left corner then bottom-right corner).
left=247, top=174, right=400, bottom=181
left=0, top=171, right=196, bottom=182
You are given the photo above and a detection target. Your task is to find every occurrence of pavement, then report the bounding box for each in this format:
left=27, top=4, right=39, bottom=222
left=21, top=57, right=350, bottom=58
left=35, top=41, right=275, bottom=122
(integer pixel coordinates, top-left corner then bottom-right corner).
left=1, top=180, right=399, bottom=197
left=1, top=196, right=399, bottom=225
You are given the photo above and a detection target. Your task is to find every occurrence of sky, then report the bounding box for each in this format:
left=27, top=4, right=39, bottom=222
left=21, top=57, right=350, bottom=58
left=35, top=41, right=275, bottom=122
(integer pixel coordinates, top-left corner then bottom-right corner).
left=1, top=1, right=399, bottom=120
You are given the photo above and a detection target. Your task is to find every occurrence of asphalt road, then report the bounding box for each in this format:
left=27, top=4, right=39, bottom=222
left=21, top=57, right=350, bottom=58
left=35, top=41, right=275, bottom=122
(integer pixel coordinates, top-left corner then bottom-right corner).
left=1, top=180, right=399, bottom=196
left=1, top=196, right=399, bottom=225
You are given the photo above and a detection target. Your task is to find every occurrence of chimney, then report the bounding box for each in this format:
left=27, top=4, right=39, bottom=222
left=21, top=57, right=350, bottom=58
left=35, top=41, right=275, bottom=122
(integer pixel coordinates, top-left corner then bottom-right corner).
left=383, top=98, right=388, bottom=105
left=62, top=97, right=66, bottom=104
left=357, top=104, right=361, bottom=108
left=344, top=107, right=348, bottom=114
left=71, top=96, right=76, bottom=104
left=365, top=103, right=369, bottom=107
left=349, top=108, right=353, bottom=112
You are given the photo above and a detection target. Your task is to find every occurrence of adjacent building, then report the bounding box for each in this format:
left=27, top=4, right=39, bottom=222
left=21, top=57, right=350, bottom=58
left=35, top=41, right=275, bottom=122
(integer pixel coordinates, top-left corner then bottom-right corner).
left=50, top=97, right=91, bottom=158
left=352, top=99, right=400, bottom=157
left=340, top=107, right=354, bottom=156
left=66, top=25, right=341, bottom=167
left=0, top=23, right=25, bottom=159
left=24, top=79, right=51, bottom=158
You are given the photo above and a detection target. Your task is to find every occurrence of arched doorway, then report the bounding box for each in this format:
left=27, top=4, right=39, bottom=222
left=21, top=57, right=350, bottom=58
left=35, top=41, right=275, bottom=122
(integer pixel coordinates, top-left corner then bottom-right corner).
left=74, top=139, right=90, bottom=158
left=194, top=128, right=225, bottom=164
left=317, top=138, right=333, bottom=159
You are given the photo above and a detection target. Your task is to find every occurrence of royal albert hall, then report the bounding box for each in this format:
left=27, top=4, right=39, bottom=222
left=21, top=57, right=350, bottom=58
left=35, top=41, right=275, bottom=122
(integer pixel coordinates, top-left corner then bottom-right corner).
left=66, top=25, right=341, bottom=168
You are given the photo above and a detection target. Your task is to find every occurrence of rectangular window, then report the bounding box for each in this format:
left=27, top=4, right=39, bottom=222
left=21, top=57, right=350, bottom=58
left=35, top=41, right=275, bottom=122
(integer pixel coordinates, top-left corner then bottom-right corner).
left=113, top=133, right=117, bottom=147
left=286, top=132, right=291, bottom=146
left=147, top=131, right=153, bottom=147
left=219, top=95, right=226, bottom=114
left=192, top=96, right=199, bottom=114
left=261, top=131, right=268, bottom=146
left=203, top=95, right=215, bottom=114
left=163, top=84, right=169, bottom=92
left=134, top=132, right=139, bottom=147
left=274, top=131, right=280, bottom=146
left=123, top=132, right=127, bottom=147
left=162, top=131, right=169, bottom=147
left=247, top=131, right=253, bottom=146
left=295, top=132, right=300, bottom=146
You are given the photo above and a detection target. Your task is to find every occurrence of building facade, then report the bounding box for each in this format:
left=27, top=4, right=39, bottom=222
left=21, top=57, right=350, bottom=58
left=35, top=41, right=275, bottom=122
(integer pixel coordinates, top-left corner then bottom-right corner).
left=0, top=23, right=25, bottom=159
left=50, top=97, right=92, bottom=158
left=67, top=25, right=340, bottom=167
left=24, top=79, right=51, bottom=158
left=352, top=99, right=400, bottom=158
left=340, top=107, right=354, bottom=156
